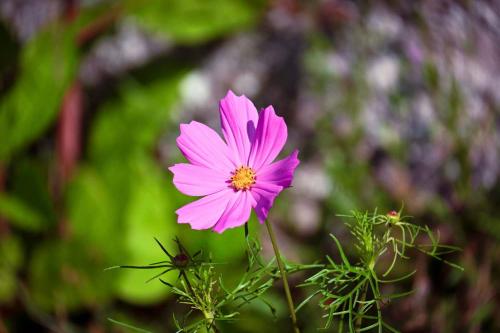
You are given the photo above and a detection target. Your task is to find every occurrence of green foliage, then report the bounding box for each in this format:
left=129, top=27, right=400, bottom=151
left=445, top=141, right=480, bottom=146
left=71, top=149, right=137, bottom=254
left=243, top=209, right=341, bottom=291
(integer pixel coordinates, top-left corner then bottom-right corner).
left=0, top=0, right=270, bottom=320
left=0, top=235, right=23, bottom=303
left=126, top=0, right=266, bottom=44
left=108, top=208, right=463, bottom=333
left=87, top=71, right=186, bottom=302
left=64, top=70, right=187, bottom=305
left=112, top=237, right=283, bottom=332
left=0, top=158, right=56, bottom=233
left=0, top=24, right=79, bottom=162
left=116, top=159, right=179, bottom=303
left=0, top=194, right=45, bottom=231
left=299, top=210, right=462, bottom=332
left=29, top=239, right=118, bottom=310
left=14, top=62, right=188, bottom=311
left=0, top=1, right=483, bottom=331
left=89, top=72, right=185, bottom=162
left=182, top=221, right=258, bottom=264
left=67, top=167, right=120, bottom=259
left=108, top=318, right=154, bottom=333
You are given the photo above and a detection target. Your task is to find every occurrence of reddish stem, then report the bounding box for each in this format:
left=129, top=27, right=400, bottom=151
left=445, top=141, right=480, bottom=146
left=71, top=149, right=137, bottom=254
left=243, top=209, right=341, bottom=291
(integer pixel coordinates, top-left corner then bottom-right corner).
left=57, top=81, right=83, bottom=183
left=56, top=81, right=83, bottom=238
left=76, top=6, right=122, bottom=46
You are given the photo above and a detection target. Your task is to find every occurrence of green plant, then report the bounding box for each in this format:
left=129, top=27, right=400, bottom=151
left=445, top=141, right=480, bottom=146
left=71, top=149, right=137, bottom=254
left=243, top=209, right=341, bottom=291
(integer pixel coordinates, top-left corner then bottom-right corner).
left=109, top=209, right=462, bottom=332
left=298, top=209, right=463, bottom=332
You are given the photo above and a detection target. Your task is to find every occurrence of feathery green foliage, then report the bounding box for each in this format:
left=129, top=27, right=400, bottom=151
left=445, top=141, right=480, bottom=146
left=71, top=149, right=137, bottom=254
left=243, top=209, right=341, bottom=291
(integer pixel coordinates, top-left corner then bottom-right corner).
left=298, top=209, right=463, bottom=332
left=110, top=210, right=462, bottom=332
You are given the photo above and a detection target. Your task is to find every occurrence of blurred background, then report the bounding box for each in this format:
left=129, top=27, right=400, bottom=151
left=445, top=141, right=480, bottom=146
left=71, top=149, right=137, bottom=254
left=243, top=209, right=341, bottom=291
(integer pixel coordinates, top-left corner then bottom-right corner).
left=0, top=0, right=499, bottom=332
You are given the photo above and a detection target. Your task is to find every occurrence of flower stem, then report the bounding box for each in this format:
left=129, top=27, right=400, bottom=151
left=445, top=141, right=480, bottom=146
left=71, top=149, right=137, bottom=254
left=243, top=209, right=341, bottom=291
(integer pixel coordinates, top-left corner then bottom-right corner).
left=264, top=219, right=300, bottom=333
left=181, top=271, right=218, bottom=333
left=180, top=270, right=195, bottom=296
left=355, top=283, right=368, bottom=332
left=202, top=310, right=218, bottom=333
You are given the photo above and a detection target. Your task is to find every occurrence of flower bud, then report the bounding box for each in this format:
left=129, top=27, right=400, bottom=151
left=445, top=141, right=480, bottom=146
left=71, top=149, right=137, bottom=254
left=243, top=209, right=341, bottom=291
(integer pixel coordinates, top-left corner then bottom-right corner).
left=386, top=210, right=400, bottom=224
left=173, top=253, right=189, bottom=268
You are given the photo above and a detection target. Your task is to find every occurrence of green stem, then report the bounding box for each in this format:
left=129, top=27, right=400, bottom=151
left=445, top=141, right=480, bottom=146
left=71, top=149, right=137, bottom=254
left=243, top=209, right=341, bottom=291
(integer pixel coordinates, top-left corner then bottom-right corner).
left=180, top=270, right=195, bottom=296
left=355, top=283, right=368, bottom=332
left=202, top=310, right=218, bottom=333
left=182, top=271, right=218, bottom=333
left=264, top=219, right=300, bottom=333
left=287, top=263, right=325, bottom=272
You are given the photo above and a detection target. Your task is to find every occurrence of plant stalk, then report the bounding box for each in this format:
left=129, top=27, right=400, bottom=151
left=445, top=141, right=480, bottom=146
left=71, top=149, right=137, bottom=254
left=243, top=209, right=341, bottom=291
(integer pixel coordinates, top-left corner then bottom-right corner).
left=203, top=311, right=218, bottom=333
left=355, top=283, right=368, bottom=332
left=180, top=270, right=195, bottom=296
left=264, top=219, right=300, bottom=333
left=181, top=271, right=218, bottom=333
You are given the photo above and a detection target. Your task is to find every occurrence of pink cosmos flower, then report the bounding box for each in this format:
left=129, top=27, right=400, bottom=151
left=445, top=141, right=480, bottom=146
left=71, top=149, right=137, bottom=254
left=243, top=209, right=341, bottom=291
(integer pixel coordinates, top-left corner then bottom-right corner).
left=169, top=90, right=300, bottom=233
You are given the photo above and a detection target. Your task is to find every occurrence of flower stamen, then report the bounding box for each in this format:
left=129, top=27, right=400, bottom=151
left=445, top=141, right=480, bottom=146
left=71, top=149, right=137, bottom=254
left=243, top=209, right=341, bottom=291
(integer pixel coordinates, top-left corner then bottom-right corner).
left=231, top=166, right=256, bottom=191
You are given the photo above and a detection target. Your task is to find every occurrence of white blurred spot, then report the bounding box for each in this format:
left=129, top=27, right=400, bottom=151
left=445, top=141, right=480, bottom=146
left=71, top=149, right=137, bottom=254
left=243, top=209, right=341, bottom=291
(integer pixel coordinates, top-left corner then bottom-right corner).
left=326, top=53, right=350, bottom=77
left=415, top=94, right=435, bottom=124
left=292, top=199, right=320, bottom=235
left=180, top=71, right=212, bottom=109
left=294, top=163, right=331, bottom=200
left=367, top=8, right=402, bottom=40
left=234, top=72, right=260, bottom=96
left=366, top=56, right=400, bottom=92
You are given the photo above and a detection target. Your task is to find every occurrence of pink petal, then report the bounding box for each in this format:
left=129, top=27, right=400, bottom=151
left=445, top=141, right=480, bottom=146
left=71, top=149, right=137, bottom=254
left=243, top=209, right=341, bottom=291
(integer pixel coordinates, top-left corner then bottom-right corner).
left=249, top=181, right=283, bottom=223
left=248, top=106, right=287, bottom=171
left=213, top=190, right=252, bottom=233
left=177, top=121, right=235, bottom=173
left=176, top=190, right=234, bottom=230
left=256, top=150, right=299, bottom=187
left=169, top=163, right=230, bottom=196
left=219, top=90, right=258, bottom=166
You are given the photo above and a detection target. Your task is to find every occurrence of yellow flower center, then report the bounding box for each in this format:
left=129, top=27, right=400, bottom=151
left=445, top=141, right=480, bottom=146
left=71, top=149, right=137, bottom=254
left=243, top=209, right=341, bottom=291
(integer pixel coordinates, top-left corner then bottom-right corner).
left=230, top=166, right=256, bottom=191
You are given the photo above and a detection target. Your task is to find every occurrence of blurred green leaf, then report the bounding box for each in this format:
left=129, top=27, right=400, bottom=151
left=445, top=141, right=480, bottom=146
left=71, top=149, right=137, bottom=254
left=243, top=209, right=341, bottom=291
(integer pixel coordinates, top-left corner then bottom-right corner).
left=0, top=194, right=45, bottom=231
left=179, top=219, right=252, bottom=264
left=89, top=70, right=186, bottom=162
left=0, top=270, right=16, bottom=303
left=0, top=236, right=23, bottom=303
left=29, top=239, right=118, bottom=311
left=0, top=158, right=56, bottom=232
left=67, top=158, right=179, bottom=305
left=28, top=61, right=192, bottom=309
left=11, top=158, right=57, bottom=228
left=67, top=166, right=123, bottom=261
left=0, top=235, right=23, bottom=269
left=126, top=0, right=265, bottom=44
left=78, top=69, right=186, bottom=303
left=0, top=23, right=78, bottom=162
left=116, top=158, right=178, bottom=304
